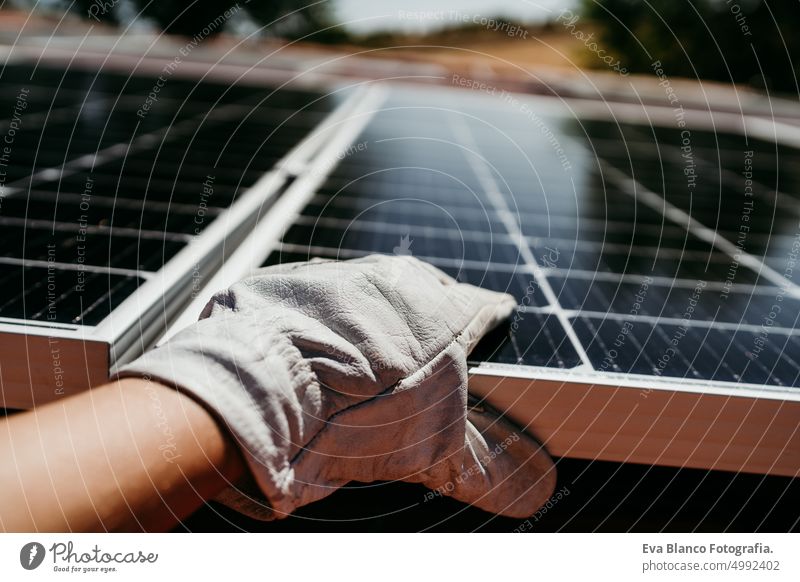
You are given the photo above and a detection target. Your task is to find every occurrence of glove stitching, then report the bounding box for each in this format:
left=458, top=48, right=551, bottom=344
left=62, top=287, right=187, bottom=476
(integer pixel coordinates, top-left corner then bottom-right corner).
left=287, top=380, right=401, bottom=466
left=285, top=296, right=507, bottom=468
left=285, top=334, right=469, bottom=470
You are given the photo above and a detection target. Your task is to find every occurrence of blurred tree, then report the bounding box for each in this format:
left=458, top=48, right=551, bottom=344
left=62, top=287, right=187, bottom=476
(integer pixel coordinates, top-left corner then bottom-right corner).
left=132, top=0, right=241, bottom=37
left=578, top=0, right=799, bottom=94
left=3, top=0, right=348, bottom=43
left=70, top=0, right=118, bottom=24
left=132, top=0, right=347, bottom=42
left=243, top=1, right=348, bottom=43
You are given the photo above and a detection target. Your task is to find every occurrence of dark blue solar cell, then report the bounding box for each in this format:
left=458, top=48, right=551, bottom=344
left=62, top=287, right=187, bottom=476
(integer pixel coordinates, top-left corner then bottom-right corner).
left=573, top=316, right=800, bottom=388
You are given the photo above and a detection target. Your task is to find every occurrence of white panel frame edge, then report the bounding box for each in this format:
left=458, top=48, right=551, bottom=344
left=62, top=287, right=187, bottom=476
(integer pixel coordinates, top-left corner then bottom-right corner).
left=0, top=55, right=368, bottom=409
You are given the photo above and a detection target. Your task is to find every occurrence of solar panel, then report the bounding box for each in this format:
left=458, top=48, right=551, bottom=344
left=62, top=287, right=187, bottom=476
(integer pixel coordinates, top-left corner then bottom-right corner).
left=256, top=92, right=800, bottom=390
left=11, top=58, right=792, bottom=475
left=0, top=59, right=361, bottom=407
left=175, top=86, right=797, bottom=477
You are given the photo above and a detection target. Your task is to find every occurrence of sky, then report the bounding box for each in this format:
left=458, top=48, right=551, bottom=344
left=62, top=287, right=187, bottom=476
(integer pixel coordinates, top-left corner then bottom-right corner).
left=333, top=0, right=573, bottom=35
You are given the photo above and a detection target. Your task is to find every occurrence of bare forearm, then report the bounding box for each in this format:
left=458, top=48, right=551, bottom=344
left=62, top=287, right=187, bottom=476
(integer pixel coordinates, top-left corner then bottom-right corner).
left=0, top=378, right=245, bottom=532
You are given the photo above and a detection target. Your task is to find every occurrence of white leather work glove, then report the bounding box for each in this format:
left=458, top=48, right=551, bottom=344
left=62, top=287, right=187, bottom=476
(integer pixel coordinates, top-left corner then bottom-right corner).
left=118, top=254, right=556, bottom=520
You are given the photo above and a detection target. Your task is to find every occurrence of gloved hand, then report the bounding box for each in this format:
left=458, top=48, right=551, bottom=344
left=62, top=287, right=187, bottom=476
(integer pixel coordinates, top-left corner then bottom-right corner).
left=119, top=254, right=556, bottom=519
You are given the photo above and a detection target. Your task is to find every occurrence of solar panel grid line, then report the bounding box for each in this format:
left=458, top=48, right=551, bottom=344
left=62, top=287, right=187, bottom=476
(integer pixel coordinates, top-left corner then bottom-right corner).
left=120, top=125, right=313, bottom=151
left=596, top=159, right=799, bottom=296
left=560, top=254, right=765, bottom=287
left=621, top=126, right=800, bottom=224
left=447, top=112, right=593, bottom=369
left=714, top=229, right=792, bottom=248
left=228, top=72, right=800, bottom=142
left=25, top=283, right=87, bottom=323
left=429, top=90, right=800, bottom=472
left=293, top=213, right=510, bottom=244
left=561, top=309, right=800, bottom=335
left=2, top=266, right=114, bottom=326
left=748, top=341, right=800, bottom=388
left=157, top=85, right=388, bottom=345
left=326, top=166, right=489, bottom=197
left=0, top=62, right=357, bottom=407
left=21, top=188, right=222, bottom=215
left=100, top=156, right=266, bottom=180
left=684, top=324, right=773, bottom=382
left=259, top=104, right=360, bottom=176
left=3, top=198, right=215, bottom=238
left=284, top=227, right=522, bottom=265
left=306, top=189, right=699, bottom=237
left=2, top=218, right=186, bottom=270
left=618, top=122, right=774, bottom=161
left=5, top=65, right=796, bottom=475
left=716, top=155, right=800, bottom=189
left=545, top=268, right=774, bottom=295
left=37, top=172, right=228, bottom=204
left=99, top=97, right=330, bottom=125
left=582, top=315, right=696, bottom=382
left=468, top=312, right=581, bottom=368
left=2, top=85, right=269, bottom=112
left=558, top=282, right=796, bottom=388
left=52, top=46, right=332, bottom=89
left=558, top=278, right=800, bottom=328
left=275, top=242, right=533, bottom=275
left=577, top=135, right=770, bottom=164
left=324, top=163, right=580, bottom=194
left=0, top=98, right=108, bottom=129
left=61, top=94, right=318, bottom=210
left=75, top=276, right=141, bottom=325
left=309, top=189, right=512, bottom=222
left=0, top=265, right=143, bottom=328
left=281, top=234, right=775, bottom=295
left=697, top=148, right=800, bottom=221
left=275, top=241, right=525, bottom=273
left=0, top=215, right=192, bottom=243
left=6, top=99, right=255, bottom=191
left=529, top=234, right=726, bottom=260
left=293, top=212, right=736, bottom=263
left=664, top=320, right=796, bottom=386
left=320, top=172, right=489, bottom=193
left=177, top=120, right=314, bottom=180
left=3, top=80, right=147, bottom=184
left=573, top=316, right=800, bottom=389
left=374, top=99, right=798, bottom=397
left=521, top=211, right=686, bottom=233
left=583, top=134, right=799, bottom=177
left=0, top=255, right=149, bottom=278
left=306, top=189, right=501, bottom=214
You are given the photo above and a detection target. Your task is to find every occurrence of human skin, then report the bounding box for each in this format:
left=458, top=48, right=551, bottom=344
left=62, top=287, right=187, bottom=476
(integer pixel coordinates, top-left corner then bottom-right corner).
left=0, top=378, right=246, bottom=532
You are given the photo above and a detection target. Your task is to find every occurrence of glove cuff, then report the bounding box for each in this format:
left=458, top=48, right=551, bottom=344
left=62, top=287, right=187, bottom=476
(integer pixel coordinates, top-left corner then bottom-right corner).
left=116, top=315, right=314, bottom=520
